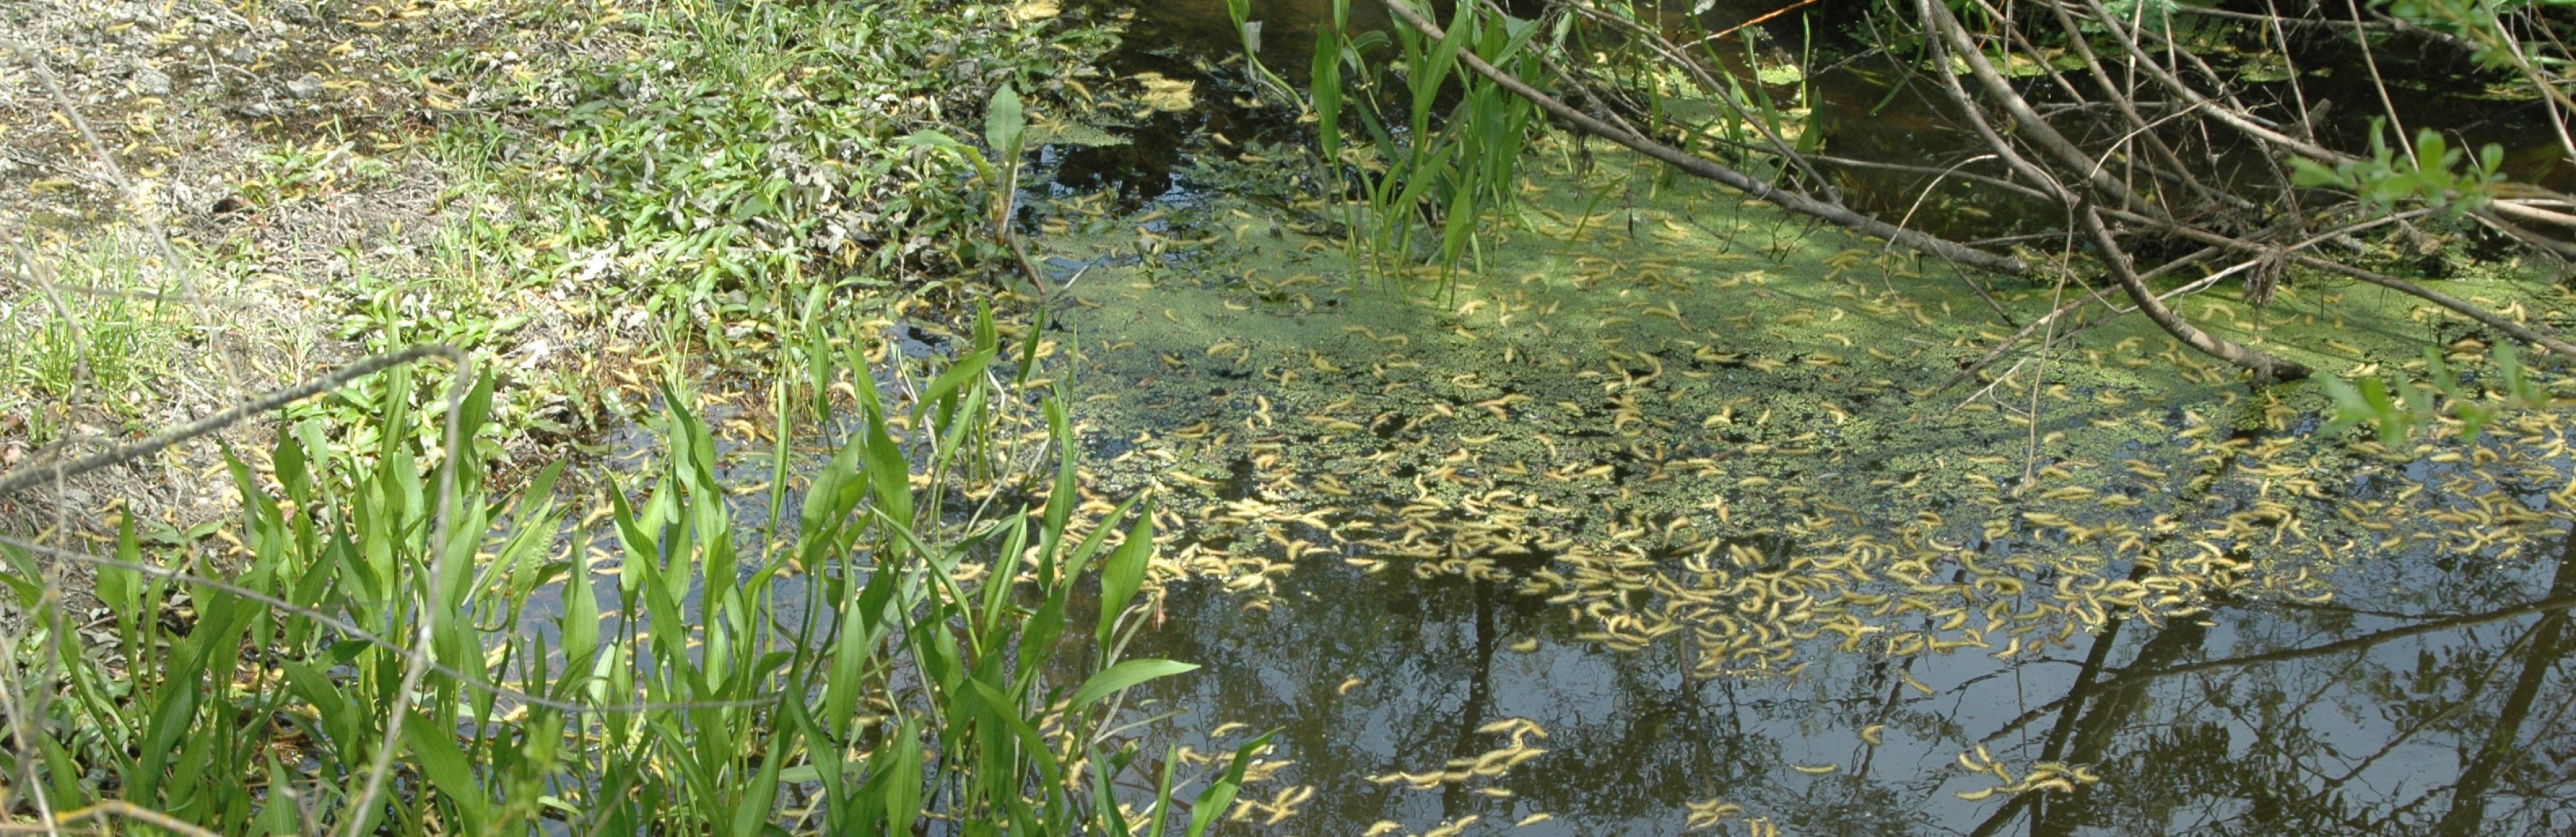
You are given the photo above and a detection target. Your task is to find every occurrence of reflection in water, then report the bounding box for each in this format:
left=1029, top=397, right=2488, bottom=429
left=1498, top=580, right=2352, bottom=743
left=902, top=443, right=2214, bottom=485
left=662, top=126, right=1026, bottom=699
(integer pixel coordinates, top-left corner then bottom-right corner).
left=1027, top=132, right=2576, bottom=835
left=537, top=350, right=2576, bottom=835
left=1119, top=521, right=2576, bottom=835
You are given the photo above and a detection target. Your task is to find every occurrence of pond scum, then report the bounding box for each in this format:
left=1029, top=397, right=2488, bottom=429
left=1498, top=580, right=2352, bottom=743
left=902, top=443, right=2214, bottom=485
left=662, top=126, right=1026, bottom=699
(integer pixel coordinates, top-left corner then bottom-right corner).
left=1007, top=131, right=2576, bottom=828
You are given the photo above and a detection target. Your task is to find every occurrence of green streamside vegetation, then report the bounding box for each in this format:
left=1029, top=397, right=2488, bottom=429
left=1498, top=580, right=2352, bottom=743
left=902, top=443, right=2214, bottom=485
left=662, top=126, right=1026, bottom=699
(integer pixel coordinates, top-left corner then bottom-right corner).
left=0, top=0, right=1262, bottom=831
left=0, top=316, right=1265, bottom=834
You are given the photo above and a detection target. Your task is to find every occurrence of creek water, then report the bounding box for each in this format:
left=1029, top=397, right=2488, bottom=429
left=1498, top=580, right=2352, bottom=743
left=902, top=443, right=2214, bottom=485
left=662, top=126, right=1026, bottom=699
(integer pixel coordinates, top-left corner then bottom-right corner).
left=1009, top=2, right=2576, bottom=834
left=507, top=4, right=2576, bottom=833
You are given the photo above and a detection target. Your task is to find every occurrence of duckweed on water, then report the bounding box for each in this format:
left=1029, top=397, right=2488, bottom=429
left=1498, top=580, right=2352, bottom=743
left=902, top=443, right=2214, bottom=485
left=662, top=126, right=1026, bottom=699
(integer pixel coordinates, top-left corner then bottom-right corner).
left=1001, top=130, right=2576, bottom=831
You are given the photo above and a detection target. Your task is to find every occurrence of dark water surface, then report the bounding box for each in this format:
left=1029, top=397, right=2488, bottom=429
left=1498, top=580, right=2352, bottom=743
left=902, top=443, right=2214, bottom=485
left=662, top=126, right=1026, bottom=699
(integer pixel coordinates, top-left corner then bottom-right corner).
left=553, top=367, right=2576, bottom=836
left=1116, top=523, right=2575, bottom=835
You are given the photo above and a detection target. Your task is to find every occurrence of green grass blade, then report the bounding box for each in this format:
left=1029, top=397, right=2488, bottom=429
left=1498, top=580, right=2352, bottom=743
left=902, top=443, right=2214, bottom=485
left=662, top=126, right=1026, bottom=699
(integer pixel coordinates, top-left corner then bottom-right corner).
left=1184, top=732, right=1276, bottom=837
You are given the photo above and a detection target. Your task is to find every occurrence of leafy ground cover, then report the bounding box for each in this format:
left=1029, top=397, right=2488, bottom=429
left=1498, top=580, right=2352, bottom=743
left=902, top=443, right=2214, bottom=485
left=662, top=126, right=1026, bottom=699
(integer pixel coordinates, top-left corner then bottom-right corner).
left=0, top=0, right=1307, bottom=832
left=1, top=0, right=1113, bottom=525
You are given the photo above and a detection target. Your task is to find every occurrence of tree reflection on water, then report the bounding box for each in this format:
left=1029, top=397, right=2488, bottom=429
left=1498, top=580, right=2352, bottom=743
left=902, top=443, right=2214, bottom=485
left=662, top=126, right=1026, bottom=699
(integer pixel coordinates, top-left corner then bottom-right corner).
left=1122, top=524, right=2576, bottom=836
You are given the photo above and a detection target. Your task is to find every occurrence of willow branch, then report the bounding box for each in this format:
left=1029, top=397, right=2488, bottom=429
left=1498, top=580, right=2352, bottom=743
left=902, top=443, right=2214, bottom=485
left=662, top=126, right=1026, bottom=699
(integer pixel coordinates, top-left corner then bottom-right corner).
left=0, top=345, right=467, bottom=497
left=2099, top=206, right=2576, bottom=358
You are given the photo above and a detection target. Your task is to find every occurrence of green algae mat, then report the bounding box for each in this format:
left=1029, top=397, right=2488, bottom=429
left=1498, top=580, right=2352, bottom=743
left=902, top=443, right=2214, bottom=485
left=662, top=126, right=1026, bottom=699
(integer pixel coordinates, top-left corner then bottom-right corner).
left=1015, top=135, right=2576, bottom=834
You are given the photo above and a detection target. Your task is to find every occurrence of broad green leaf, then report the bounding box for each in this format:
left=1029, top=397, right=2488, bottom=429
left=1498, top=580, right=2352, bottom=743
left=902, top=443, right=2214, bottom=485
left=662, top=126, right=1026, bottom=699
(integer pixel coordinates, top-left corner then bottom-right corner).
left=922, top=348, right=995, bottom=415
left=853, top=352, right=916, bottom=532
left=251, top=759, right=300, bottom=835
left=1311, top=8, right=1344, bottom=165
left=560, top=539, right=601, bottom=668
left=1095, top=505, right=1155, bottom=650
left=882, top=717, right=924, bottom=834
left=1143, top=745, right=1182, bottom=837
left=985, top=85, right=1027, bottom=163
left=405, top=713, right=493, bottom=823
left=728, top=723, right=795, bottom=837
left=1090, top=747, right=1138, bottom=837
left=1073, top=659, right=1199, bottom=709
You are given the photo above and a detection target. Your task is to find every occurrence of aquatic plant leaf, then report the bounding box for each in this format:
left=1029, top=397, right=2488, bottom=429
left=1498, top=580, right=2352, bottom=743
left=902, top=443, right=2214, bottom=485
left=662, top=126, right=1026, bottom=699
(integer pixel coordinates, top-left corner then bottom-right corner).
left=1186, top=731, right=1276, bottom=837
left=560, top=532, right=601, bottom=667
left=1095, top=505, right=1155, bottom=651
left=1142, top=746, right=1183, bottom=837
left=404, top=711, right=493, bottom=822
left=965, top=677, right=1068, bottom=796
left=728, top=721, right=795, bottom=837
left=923, top=347, right=995, bottom=437
left=1311, top=0, right=1346, bottom=164
left=900, top=131, right=998, bottom=184
left=797, top=433, right=869, bottom=570
left=1072, top=659, right=1199, bottom=709
left=250, top=758, right=299, bottom=835
left=97, top=511, right=139, bottom=626
left=855, top=353, right=914, bottom=532
left=880, top=717, right=925, bottom=834
left=985, top=84, right=1026, bottom=162
left=1090, top=747, right=1139, bottom=837
left=1037, top=398, right=1077, bottom=585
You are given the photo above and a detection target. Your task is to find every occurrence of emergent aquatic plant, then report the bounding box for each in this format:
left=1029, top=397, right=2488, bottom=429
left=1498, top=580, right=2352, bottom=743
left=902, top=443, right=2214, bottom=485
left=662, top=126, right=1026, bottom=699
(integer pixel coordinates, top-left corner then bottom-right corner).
left=2321, top=343, right=2549, bottom=444
left=1309, top=0, right=1549, bottom=295
left=0, top=319, right=1264, bottom=834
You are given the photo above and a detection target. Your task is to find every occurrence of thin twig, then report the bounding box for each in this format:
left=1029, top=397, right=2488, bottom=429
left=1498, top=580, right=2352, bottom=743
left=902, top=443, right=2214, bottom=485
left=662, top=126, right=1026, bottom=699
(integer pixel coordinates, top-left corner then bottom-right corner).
left=0, top=345, right=464, bottom=496
left=1680, top=0, right=1825, bottom=50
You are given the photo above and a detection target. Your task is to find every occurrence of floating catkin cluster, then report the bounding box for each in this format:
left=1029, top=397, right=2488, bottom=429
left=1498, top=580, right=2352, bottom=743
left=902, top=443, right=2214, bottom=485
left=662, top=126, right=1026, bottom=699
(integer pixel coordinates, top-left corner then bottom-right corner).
left=1017, top=144, right=2576, bottom=691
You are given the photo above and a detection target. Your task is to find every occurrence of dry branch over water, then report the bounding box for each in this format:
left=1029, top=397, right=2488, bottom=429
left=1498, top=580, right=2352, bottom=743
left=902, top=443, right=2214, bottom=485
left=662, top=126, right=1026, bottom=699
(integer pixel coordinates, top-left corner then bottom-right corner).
left=1365, top=0, right=2576, bottom=382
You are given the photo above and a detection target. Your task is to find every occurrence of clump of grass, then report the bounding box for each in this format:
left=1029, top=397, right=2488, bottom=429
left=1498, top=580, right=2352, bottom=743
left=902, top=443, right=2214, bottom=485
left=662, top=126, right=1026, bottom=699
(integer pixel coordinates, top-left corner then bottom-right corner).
left=0, top=320, right=1261, bottom=834
left=263, top=0, right=1122, bottom=471
left=0, top=234, right=192, bottom=445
